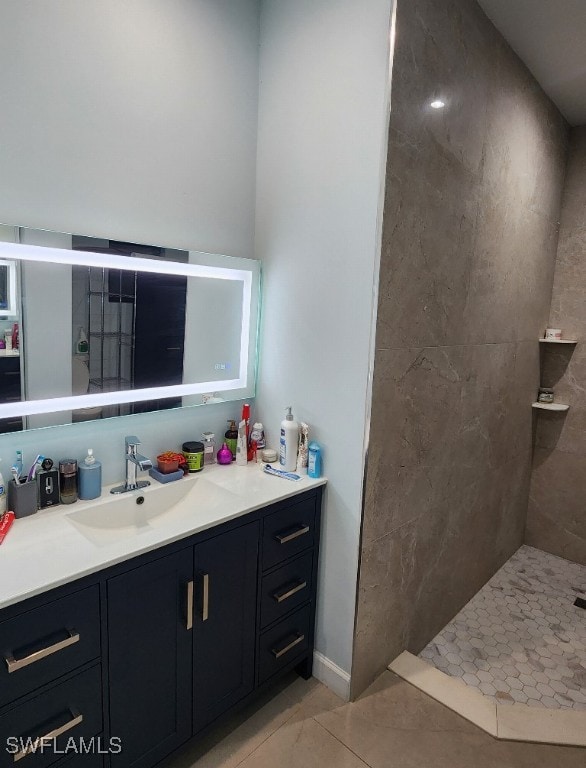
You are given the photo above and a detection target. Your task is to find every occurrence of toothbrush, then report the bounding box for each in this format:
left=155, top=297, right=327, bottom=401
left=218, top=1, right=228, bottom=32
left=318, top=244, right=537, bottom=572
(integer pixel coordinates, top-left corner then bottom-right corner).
left=27, top=454, right=44, bottom=482
left=263, top=464, right=302, bottom=482
left=14, top=450, right=23, bottom=479
left=10, top=467, right=20, bottom=486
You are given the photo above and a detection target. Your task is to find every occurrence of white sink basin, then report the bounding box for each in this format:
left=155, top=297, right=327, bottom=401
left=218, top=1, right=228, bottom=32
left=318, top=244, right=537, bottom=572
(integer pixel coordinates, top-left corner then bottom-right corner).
left=66, top=477, right=235, bottom=547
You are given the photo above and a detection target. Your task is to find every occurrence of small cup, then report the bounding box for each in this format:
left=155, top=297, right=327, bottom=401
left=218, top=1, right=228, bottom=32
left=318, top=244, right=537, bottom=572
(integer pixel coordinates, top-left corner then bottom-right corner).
left=8, top=479, right=38, bottom=518
left=545, top=328, right=562, bottom=340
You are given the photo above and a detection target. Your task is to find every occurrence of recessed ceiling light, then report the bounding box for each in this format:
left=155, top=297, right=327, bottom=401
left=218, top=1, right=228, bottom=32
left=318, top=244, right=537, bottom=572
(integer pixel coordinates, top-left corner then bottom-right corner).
left=430, top=100, right=445, bottom=109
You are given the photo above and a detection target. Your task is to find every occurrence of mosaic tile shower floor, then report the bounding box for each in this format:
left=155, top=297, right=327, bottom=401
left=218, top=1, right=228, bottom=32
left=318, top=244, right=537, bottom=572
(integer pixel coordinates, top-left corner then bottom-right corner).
left=420, top=545, right=586, bottom=710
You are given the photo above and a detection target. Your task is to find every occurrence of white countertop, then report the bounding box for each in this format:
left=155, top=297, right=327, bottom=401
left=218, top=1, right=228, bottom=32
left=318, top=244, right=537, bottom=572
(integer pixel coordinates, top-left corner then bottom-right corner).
left=0, top=463, right=326, bottom=612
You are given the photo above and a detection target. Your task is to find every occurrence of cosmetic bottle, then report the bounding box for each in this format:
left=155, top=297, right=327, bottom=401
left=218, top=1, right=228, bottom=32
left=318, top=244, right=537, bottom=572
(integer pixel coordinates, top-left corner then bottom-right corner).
left=217, top=444, right=233, bottom=465
left=236, top=420, right=248, bottom=466
left=279, top=407, right=299, bottom=472
left=308, top=441, right=322, bottom=479
left=59, top=459, right=78, bottom=504
left=225, top=420, right=238, bottom=460
left=78, top=449, right=102, bottom=500
left=202, top=433, right=216, bottom=465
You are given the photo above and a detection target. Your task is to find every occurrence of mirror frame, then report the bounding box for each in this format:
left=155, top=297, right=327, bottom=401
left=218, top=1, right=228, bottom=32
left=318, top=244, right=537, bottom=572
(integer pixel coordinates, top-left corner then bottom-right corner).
left=0, top=259, right=18, bottom=317
left=0, top=238, right=259, bottom=421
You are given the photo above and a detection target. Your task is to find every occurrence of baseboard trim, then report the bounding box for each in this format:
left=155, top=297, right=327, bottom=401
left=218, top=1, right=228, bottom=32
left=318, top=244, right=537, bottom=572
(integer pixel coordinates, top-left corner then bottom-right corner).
left=313, top=651, right=351, bottom=701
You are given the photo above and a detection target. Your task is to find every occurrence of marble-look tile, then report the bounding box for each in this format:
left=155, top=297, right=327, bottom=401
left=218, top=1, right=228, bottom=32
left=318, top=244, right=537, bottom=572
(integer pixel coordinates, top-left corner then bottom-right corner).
left=555, top=127, right=586, bottom=232
left=420, top=546, right=586, bottom=710
left=537, top=345, right=586, bottom=456
left=389, top=652, right=498, bottom=735
left=497, top=703, right=586, bottom=747
left=354, top=0, right=569, bottom=701
left=354, top=455, right=532, bottom=696
left=376, top=151, right=479, bottom=349
left=319, top=671, right=586, bottom=768
left=363, top=343, right=532, bottom=544
left=527, top=450, right=586, bottom=565
left=236, top=717, right=368, bottom=768
left=513, top=211, right=561, bottom=342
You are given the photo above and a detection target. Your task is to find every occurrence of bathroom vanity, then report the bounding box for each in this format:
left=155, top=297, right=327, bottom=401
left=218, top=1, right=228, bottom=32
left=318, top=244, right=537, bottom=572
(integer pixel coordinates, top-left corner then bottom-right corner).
left=0, top=466, right=325, bottom=768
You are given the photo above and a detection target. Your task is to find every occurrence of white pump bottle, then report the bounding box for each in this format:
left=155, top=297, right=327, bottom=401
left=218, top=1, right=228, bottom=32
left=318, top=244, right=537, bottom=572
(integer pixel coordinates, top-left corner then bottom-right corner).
left=279, top=407, right=299, bottom=472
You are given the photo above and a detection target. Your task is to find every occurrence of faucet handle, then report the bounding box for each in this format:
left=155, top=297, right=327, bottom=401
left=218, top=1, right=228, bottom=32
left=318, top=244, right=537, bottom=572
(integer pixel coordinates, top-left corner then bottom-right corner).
left=125, top=435, right=141, bottom=450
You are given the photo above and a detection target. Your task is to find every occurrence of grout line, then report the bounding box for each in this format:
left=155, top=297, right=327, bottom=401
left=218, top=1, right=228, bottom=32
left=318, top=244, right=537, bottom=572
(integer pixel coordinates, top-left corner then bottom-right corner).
left=375, top=340, right=533, bottom=351
left=311, top=718, right=372, bottom=767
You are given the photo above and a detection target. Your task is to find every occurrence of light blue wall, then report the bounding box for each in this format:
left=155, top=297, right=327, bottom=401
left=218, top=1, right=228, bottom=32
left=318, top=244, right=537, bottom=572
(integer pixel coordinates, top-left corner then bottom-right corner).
left=0, top=0, right=261, bottom=480
left=0, top=402, right=242, bottom=485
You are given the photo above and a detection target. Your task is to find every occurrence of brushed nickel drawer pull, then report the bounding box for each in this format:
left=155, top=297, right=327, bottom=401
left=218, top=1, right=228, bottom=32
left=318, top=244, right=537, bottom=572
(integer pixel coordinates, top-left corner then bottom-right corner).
left=5, top=629, right=80, bottom=673
left=186, top=581, right=194, bottom=630
left=201, top=572, right=209, bottom=622
left=13, top=711, right=83, bottom=762
left=273, top=580, right=307, bottom=603
left=272, top=633, right=305, bottom=659
left=275, top=524, right=309, bottom=545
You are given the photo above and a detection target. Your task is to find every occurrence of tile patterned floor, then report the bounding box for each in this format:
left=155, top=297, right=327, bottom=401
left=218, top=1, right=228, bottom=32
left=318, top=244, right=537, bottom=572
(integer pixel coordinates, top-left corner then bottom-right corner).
left=168, top=671, right=586, bottom=768
left=420, top=545, right=586, bottom=710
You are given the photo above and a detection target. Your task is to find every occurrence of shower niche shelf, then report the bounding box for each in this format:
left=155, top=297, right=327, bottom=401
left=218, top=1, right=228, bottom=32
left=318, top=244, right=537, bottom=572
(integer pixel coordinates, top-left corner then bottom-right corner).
left=532, top=402, right=570, bottom=412
left=539, top=338, right=578, bottom=344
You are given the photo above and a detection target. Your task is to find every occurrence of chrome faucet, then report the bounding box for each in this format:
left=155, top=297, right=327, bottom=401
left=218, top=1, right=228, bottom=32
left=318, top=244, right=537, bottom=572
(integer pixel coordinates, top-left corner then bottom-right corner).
left=111, top=436, right=153, bottom=494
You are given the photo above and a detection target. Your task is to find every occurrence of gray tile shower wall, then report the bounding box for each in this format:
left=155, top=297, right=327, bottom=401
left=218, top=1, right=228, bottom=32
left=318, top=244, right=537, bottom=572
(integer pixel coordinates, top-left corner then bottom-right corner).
left=527, top=127, right=586, bottom=566
left=351, top=0, right=569, bottom=696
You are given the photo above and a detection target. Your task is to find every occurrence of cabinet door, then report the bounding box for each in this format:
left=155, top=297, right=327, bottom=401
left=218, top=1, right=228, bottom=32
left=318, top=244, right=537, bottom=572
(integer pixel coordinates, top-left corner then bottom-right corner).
left=193, top=522, right=259, bottom=732
left=107, top=549, right=193, bottom=768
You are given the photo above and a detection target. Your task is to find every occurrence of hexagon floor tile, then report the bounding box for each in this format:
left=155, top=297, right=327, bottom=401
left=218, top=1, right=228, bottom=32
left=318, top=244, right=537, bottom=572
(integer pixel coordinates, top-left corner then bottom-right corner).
left=419, top=545, right=586, bottom=710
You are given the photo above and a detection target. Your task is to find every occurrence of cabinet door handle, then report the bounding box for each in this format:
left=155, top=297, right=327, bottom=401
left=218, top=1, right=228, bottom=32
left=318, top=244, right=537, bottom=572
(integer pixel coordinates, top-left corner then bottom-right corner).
left=275, top=524, right=310, bottom=545
left=271, top=633, right=305, bottom=659
left=5, top=629, right=80, bottom=673
left=186, top=581, right=194, bottom=630
left=201, top=572, right=209, bottom=621
left=13, top=711, right=83, bottom=762
left=273, top=580, right=307, bottom=603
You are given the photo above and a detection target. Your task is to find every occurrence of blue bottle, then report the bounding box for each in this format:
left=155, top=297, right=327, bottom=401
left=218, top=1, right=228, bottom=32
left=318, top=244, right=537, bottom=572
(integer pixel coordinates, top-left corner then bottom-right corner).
left=307, top=441, right=322, bottom=479
left=78, top=449, right=102, bottom=500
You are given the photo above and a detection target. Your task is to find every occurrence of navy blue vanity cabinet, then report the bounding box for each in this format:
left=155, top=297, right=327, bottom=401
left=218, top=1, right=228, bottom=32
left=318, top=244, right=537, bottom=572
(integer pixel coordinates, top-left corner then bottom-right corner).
left=107, top=550, right=193, bottom=768
left=192, top=522, right=258, bottom=733
left=0, top=486, right=323, bottom=768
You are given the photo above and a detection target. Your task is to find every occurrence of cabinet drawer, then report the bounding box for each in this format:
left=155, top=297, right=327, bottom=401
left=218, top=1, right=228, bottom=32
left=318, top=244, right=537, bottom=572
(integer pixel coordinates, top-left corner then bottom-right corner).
left=260, top=552, right=313, bottom=629
left=0, top=587, right=101, bottom=708
left=261, top=497, right=316, bottom=570
left=258, top=605, right=311, bottom=684
left=0, top=665, right=102, bottom=768
left=52, top=748, right=103, bottom=768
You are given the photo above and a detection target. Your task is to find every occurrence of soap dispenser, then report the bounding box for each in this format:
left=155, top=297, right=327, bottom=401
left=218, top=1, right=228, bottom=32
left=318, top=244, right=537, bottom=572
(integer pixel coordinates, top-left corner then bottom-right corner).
left=78, top=449, right=102, bottom=500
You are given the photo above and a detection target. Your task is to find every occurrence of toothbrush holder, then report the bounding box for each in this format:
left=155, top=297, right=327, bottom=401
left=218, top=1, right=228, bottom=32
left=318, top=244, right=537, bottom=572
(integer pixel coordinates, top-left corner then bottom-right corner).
left=8, top=479, right=38, bottom=518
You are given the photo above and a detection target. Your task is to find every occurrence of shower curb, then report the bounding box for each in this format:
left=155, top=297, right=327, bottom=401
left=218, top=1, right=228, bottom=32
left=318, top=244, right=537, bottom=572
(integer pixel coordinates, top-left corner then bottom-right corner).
left=389, top=651, right=586, bottom=748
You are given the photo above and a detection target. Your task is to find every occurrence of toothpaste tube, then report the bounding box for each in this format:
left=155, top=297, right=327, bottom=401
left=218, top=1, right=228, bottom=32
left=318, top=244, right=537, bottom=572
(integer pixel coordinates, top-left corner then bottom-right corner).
left=0, top=511, right=15, bottom=545
left=263, top=464, right=302, bottom=481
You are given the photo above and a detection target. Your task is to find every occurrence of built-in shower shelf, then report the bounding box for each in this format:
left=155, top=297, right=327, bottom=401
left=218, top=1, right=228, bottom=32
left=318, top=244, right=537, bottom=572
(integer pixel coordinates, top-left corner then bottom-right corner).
left=539, top=339, right=578, bottom=344
left=532, top=402, right=570, bottom=412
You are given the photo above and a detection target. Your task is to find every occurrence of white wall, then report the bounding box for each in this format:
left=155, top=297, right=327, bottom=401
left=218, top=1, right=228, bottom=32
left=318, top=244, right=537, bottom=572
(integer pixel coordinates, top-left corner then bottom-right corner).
left=0, top=0, right=260, bottom=479
left=255, top=0, right=393, bottom=679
